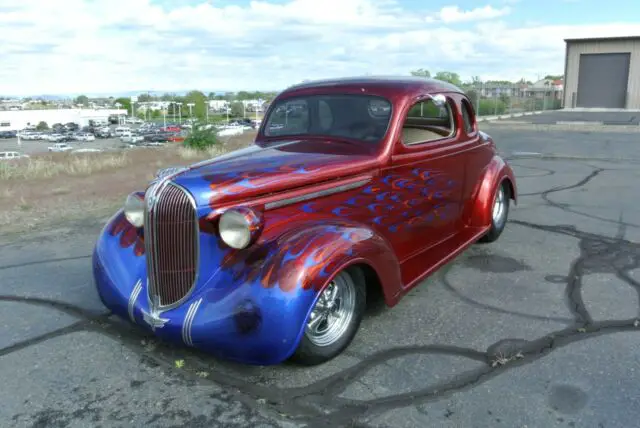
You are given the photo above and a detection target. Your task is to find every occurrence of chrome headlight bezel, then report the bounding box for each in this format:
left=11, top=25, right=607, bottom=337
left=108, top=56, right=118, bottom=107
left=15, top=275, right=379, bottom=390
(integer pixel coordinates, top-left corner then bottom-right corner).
left=218, top=207, right=263, bottom=250
left=123, top=193, right=145, bottom=228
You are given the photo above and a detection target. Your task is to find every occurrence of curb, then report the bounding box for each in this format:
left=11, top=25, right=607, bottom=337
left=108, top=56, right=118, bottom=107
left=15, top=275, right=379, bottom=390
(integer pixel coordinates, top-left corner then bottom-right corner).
left=476, top=110, right=545, bottom=123
left=555, top=121, right=603, bottom=125
left=505, top=151, right=640, bottom=163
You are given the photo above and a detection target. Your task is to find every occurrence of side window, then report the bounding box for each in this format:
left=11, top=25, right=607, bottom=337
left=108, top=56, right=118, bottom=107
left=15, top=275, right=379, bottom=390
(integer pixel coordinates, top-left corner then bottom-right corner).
left=461, top=100, right=476, bottom=134
left=402, top=97, right=455, bottom=145
left=265, top=100, right=309, bottom=135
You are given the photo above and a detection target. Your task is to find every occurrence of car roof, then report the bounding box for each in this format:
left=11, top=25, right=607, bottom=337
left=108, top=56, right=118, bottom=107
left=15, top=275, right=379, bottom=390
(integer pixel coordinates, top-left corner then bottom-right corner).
left=285, top=76, right=465, bottom=95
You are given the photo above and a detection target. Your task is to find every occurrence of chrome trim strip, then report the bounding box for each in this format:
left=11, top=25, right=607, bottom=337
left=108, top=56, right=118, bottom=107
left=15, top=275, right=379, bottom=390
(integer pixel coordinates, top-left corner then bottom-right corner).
left=182, top=298, right=203, bottom=347
left=264, top=178, right=371, bottom=210
left=128, top=279, right=142, bottom=322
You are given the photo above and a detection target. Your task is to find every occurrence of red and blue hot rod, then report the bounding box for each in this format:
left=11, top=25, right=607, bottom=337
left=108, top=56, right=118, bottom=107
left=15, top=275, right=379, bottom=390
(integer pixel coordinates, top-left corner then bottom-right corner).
left=93, top=76, right=517, bottom=365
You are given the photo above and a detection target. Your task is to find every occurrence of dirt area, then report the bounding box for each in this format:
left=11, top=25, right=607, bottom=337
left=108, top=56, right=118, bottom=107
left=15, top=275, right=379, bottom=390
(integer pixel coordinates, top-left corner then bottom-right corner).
left=0, top=132, right=256, bottom=236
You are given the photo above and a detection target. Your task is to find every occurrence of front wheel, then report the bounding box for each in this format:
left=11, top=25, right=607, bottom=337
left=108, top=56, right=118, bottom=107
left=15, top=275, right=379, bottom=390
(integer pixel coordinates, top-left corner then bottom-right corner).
left=479, top=181, right=510, bottom=243
left=290, top=266, right=366, bottom=365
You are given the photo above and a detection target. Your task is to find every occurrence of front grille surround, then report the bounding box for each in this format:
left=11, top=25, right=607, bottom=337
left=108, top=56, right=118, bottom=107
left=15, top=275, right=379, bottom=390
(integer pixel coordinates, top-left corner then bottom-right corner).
left=144, top=180, right=200, bottom=310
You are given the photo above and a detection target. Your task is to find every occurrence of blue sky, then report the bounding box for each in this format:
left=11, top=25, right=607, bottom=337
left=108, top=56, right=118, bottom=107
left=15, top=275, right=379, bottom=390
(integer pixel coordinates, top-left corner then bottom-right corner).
left=0, top=0, right=638, bottom=96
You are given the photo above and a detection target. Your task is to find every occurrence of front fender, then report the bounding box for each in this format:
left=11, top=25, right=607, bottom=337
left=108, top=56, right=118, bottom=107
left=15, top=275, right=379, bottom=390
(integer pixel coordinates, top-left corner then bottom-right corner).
left=94, top=209, right=401, bottom=365
left=219, top=220, right=402, bottom=358
left=469, top=155, right=517, bottom=228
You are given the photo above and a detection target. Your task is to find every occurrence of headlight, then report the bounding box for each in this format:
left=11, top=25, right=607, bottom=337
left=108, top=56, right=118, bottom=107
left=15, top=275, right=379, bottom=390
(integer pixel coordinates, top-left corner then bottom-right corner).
left=124, top=193, right=145, bottom=228
left=218, top=207, right=262, bottom=249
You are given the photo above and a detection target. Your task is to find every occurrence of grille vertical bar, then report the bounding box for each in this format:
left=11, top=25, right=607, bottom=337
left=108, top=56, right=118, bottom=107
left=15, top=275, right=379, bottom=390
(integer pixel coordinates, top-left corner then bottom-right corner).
left=144, top=181, right=199, bottom=308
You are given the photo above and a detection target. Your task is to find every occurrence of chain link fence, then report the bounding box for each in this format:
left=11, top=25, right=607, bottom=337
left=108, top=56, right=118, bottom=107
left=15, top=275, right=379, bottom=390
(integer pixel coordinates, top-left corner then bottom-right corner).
left=462, top=83, right=563, bottom=117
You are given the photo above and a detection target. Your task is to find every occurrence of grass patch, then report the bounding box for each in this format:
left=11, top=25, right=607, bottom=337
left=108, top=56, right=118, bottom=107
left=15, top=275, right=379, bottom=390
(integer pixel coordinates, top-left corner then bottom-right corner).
left=0, top=152, right=130, bottom=180
left=178, top=145, right=228, bottom=160
left=0, top=131, right=257, bottom=236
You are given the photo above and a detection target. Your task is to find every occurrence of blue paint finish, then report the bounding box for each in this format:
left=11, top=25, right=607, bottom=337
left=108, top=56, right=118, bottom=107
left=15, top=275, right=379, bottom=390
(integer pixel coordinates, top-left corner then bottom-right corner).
left=93, top=209, right=323, bottom=365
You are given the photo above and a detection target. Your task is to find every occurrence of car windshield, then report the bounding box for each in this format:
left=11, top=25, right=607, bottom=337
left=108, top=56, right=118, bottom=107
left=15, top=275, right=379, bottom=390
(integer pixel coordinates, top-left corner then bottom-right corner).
left=263, top=94, right=392, bottom=143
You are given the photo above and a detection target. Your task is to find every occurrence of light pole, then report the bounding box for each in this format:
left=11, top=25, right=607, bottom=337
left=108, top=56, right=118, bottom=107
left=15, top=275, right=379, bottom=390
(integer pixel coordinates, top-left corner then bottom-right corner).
left=177, top=104, right=182, bottom=124
left=114, top=102, right=122, bottom=125
left=255, top=99, right=260, bottom=122
left=186, top=103, right=195, bottom=121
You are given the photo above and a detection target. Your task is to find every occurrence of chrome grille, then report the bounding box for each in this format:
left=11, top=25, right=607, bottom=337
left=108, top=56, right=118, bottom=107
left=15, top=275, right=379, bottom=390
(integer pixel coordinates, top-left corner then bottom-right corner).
left=144, top=181, right=199, bottom=308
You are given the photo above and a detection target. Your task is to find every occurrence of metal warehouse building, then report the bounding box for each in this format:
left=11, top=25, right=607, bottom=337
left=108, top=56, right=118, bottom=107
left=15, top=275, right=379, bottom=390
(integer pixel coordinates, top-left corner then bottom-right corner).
left=563, top=36, right=640, bottom=109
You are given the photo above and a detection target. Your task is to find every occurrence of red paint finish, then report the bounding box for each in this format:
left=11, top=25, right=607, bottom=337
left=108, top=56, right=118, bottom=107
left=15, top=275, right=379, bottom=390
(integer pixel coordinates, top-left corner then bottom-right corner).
left=109, top=192, right=146, bottom=256
left=109, top=214, right=145, bottom=256
left=193, top=77, right=517, bottom=306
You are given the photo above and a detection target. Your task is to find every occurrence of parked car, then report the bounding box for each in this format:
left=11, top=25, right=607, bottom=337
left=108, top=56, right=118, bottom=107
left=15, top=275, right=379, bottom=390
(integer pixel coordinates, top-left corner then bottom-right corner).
left=92, top=76, right=517, bottom=366
left=75, top=133, right=96, bottom=142
left=120, top=132, right=145, bottom=144
left=95, top=127, right=112, bottom=138
left=143, top=133, right=172, bottom=143
left=48, top=143, right=73, bottom=152
left=0, top=151, right=29, bottom=161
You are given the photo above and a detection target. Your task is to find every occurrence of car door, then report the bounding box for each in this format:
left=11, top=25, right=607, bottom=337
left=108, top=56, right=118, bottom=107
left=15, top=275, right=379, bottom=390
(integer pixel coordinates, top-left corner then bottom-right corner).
left=384, top=93, right=471, bottom=263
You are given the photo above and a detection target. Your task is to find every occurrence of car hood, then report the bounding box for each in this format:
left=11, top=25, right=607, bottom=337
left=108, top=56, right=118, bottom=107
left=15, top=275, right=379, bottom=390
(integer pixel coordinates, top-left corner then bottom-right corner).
left=172, top=139, right=378, bottom=208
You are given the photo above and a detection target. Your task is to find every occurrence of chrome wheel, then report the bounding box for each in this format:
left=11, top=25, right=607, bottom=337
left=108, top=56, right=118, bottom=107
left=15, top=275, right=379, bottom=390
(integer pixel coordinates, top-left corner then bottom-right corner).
left=305, top=271, right=357, bottom=347
left=492, top=185, right=506, bottom=225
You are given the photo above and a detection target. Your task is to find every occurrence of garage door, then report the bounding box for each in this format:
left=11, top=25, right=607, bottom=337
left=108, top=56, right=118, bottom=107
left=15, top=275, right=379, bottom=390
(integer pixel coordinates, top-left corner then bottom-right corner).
left=576, top=53, right=630, bottom=108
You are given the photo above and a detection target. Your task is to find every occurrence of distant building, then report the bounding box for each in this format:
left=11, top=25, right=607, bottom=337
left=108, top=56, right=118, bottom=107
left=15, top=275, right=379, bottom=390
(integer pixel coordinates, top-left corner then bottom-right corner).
left=208, top=100, right=230, bottom=113
left=0, top=108, right=128, bottom=131
left=563, top=36, right=640, bottom=109
left=524, top=79, right=564, bottom=101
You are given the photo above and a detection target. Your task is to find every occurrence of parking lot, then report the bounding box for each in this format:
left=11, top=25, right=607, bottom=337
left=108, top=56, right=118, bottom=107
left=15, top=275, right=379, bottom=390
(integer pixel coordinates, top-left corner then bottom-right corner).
left=1, top=123, right=640, bottom=427
left=0, top=136, right=127, bottom=155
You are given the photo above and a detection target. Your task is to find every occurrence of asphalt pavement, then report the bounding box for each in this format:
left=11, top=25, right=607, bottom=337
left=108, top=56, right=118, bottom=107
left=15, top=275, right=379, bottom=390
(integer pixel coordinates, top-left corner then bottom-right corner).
left=1, top=124, right=640, bottom=427
left=500, top=110, right=640, bottom=125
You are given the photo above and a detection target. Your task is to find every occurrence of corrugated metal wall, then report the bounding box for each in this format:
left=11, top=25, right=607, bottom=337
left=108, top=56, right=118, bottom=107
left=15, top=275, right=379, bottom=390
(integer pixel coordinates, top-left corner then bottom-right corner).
left=564, top=38, right=640, bottom=109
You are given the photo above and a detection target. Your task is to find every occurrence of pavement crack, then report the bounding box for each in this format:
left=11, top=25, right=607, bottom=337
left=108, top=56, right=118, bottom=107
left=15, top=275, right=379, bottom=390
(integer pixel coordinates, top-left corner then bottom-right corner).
left=0, top=254, right=92, bottom=271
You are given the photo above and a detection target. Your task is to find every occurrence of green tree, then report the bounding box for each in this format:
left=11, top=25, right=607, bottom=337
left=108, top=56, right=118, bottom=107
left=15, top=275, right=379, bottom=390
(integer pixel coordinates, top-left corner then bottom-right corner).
left=230, top=101, right=244, bottom=117
left=36, top=121, right=48, bottom=131
left=183, top=90, right=208, bottom=119
left=433, top=71, right=462, bottom=86
left=137, top=93, right=153, bottom=102
left=544, top=74, right=563, bottom=80
left=410, top=68, right=431, bottom=78
left=114, top=97, right=131, bottom=112
left=75, top=95, right=89, bottom=106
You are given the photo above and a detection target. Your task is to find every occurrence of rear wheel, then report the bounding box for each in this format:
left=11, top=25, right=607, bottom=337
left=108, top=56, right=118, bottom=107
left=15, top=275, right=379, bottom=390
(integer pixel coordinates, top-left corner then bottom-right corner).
left=291, top=266, right=366, bottom=365
left=479, top=181, right=510, bottom=243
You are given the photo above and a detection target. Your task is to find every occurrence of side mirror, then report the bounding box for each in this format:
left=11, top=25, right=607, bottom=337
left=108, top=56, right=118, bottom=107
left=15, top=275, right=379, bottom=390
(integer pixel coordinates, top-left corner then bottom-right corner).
left=431, top=94, right=447, bottom=106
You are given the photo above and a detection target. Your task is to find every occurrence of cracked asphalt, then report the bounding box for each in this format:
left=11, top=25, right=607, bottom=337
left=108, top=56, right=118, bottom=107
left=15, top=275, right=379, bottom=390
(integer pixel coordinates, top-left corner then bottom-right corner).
left=1, top=123, right=640, bottom=427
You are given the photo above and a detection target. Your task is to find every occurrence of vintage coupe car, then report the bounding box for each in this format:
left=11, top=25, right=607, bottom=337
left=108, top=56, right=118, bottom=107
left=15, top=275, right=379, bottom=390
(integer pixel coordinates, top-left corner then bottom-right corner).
left=93, top=76, right=517, bottom=366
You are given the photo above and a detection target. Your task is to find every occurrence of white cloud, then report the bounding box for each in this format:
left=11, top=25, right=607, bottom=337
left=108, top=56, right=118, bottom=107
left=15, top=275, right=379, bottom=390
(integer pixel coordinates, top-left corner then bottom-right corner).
left=0, top=0, right=639, bottom=95
left=430, top=5, right=511, bottom=23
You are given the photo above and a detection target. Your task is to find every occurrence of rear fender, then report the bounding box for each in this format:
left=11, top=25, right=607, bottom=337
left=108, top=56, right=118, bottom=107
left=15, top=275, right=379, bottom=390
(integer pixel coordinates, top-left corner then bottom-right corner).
left=469, top=155, right=517, bottom=228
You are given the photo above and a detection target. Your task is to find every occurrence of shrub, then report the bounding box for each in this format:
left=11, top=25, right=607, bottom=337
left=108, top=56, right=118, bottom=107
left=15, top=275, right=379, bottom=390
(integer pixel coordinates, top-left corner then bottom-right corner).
left=477, top=99, right=507, bottom=116
left=36, top=121, right=49, bottom=131
left=183, top=126, right=220, bottom=151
